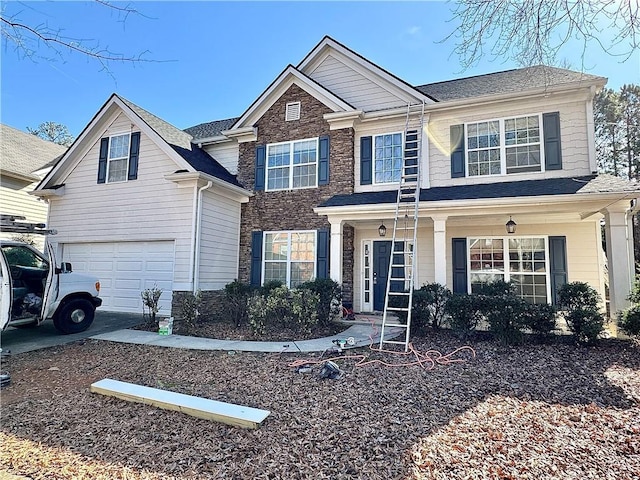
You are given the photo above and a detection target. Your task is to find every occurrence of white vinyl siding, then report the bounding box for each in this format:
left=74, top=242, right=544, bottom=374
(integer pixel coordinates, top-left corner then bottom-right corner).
left=197, top=190, right=242, bottom=289
left=46, top=112, right=194, bottom=289
left=0, top=177, right=48, bottom=249
left=427, top=93, right=593, bottom=187
left=308, top=53, right=408, bottom=112
left=203, top=141, right=239, bottom=175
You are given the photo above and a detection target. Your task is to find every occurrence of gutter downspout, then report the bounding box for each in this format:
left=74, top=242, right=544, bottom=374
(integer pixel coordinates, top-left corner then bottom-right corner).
left=193, top=181, right=213, bottom=294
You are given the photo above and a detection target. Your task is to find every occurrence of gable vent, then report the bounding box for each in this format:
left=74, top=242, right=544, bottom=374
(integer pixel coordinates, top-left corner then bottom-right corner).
left=285, top=102, right=301, bottom=121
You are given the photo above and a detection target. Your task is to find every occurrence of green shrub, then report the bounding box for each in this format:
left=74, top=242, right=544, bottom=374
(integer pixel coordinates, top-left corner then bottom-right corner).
left=619, top=304, right=640, bottom=337
left=521, top=303, right=557, bottom=341
left=260, top=280, right=283, bottom=296
left=298, top=278, right=342, bottom=326
left=475, top=279, right=516, bottom=297
left=558, top=282, right=605, bottom=344
left=445, top=294, right=482, bottom=339
left=180, top=290, right=202, bottom=332
left=223, top=280, right=254, bottom=327
left=407, top=283, right=452, bottom=335
left=628, top=275, right=640, bottom=304
left=485, top=295, right=528, bottom=345
left=246, top=285, right=319, bottom=336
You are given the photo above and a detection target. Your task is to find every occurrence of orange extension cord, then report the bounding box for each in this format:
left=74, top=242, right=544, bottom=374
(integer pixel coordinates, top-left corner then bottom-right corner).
left=287, top=317, right=476, bottom=371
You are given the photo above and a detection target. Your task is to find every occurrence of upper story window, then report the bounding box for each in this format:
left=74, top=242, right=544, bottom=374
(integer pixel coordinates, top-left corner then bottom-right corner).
left=107, top=134, right=131, bottom=183
left=374, top=132, right=403, bottom=184
left=466, top=114, right=543, bottom=177
left=267, top=138, right=318, bottom=191
left=97, top=131, right=140, bottom=185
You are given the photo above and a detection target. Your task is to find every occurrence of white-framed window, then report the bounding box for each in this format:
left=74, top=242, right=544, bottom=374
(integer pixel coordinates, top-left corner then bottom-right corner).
left=263, top=231, right=316, bottom=287
left=468, top=236, right=550, bottom=304
left=466, top=114, right=543, bottom=177
left=107, top=133, right=130, bottom=183
left=374, top=132, right=403, bottom=184
left=266, top=138, right=318, bottom=191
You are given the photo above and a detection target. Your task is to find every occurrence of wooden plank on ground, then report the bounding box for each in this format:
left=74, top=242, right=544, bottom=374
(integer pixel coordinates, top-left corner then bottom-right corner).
left=90, top=378, right=270, bottom=429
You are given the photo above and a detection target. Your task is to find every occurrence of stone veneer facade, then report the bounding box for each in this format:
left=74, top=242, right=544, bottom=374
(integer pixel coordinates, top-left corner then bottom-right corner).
left=236, top=84, right=355, bottom=303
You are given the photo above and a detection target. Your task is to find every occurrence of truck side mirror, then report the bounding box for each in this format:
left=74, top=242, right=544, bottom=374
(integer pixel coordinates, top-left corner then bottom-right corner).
left=61, top=262, right=73, bottom=273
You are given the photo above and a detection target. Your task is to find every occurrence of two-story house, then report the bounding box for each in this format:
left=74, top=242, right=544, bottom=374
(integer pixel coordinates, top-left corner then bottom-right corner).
left=34, top=36, right=639, bottom=323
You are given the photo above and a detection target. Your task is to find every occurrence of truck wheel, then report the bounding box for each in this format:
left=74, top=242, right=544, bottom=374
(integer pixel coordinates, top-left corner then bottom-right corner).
left=53, top=299, right=95, bottom=334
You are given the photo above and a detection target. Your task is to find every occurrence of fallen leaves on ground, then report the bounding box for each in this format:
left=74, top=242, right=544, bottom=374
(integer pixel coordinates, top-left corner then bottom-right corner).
left=0, top=332, right=638, bottom=479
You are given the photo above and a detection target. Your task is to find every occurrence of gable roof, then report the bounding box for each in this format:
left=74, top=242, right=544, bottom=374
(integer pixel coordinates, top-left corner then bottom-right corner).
left=318, top=175, right=640, bottom=208
left=230, top=65, right=356, bottom=131
left=298, top=36, right=436, bottom=108
left=416, top=66, right=607, bottom=102
left=116, top=95, right=242, bottom=186
left=38, top=94, right=243, bottom=190
left=1, top=124, right=67, bottom=180
left=185, top=40, right=607, bottom=143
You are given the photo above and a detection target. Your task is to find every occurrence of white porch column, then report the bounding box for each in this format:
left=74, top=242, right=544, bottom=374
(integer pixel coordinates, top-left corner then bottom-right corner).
left=329, top=220, right=343, bottom=283
left=432, top=215, right=448, bottom=285
left=603, top=206, right=635, bottom=317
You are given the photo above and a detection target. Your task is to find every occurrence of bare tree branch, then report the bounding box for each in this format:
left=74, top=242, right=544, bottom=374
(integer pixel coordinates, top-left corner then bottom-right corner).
left=0, top=1, right=169, bottom=76
left=445, top=0, right=640, bottom=69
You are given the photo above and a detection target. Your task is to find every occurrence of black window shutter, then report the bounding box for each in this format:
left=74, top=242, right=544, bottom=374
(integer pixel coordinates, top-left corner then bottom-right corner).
left=549, top=236, right=567, bottom=305
left=250, top=231, right=263, bottom=286
left=318, top=136, right=330, bottom=185
left=450, top=124, right=465, bottom=178
left=316, top=230, right=329, bottom=279
left=360, top=136, right=372, bottom=185
left=128, top=132, right=141, bottom=180
left=97, top=137, right=109, bottom=184
left=452, top=237, right=468, bottom=293
left=543, top=112, right=562, bottom=170
left=255, top=145, right=266, bottom=191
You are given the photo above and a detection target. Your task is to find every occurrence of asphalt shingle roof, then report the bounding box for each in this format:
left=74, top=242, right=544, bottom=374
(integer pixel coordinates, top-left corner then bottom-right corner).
left=415, top=65, right=606, bottom=102
left=118, top=96, right=243, bottom=188
left=185, top=66, right=606, bottom=141
left=319, top=175, right=640, bottom=208
left=183, top=118, right=240, bottom=140
left=1, top=124, right=67, bottom=179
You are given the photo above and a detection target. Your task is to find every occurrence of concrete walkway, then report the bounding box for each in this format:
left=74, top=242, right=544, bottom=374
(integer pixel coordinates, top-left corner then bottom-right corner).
left=91, top=321, right=403, bottom=353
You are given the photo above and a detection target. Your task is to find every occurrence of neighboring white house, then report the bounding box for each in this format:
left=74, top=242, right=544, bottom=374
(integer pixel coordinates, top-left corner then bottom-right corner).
left=34, top=36, right=640, bottom=327
left=1, top=124, right=66, bottom=248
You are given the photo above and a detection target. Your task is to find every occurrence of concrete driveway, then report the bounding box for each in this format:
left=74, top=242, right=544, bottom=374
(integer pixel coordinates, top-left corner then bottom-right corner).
left=0, top=311, right=144, bottom=355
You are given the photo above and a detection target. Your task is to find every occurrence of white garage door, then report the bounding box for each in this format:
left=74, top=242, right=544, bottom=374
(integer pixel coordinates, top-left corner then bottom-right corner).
left=62, top=241, right=175, bottom=314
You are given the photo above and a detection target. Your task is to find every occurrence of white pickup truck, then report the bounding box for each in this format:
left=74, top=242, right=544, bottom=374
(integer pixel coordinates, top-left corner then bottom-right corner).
left=0, top=215, right=102, bottom=334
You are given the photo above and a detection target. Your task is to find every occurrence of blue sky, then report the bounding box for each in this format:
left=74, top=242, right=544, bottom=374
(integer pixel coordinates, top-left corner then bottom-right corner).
left=2, top=1, right=639, bottom=137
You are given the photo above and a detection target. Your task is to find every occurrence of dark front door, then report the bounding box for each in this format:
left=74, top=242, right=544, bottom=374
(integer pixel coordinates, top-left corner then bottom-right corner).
left=373, top=241, right=391, bottom=311
left=373, top=240, right=406, bottom=311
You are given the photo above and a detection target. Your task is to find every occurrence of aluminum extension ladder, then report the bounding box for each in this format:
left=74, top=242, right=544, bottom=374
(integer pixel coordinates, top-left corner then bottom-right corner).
left=379, top=103, right=425, bottom=352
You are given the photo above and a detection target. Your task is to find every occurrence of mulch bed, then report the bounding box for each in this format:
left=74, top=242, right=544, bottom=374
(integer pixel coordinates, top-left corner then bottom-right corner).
left=1, top=332, right=638, bottom=479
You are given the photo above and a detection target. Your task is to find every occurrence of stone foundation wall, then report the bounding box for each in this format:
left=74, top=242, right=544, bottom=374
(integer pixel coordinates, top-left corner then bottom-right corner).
left=171, top=290, right=226, bottom=324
